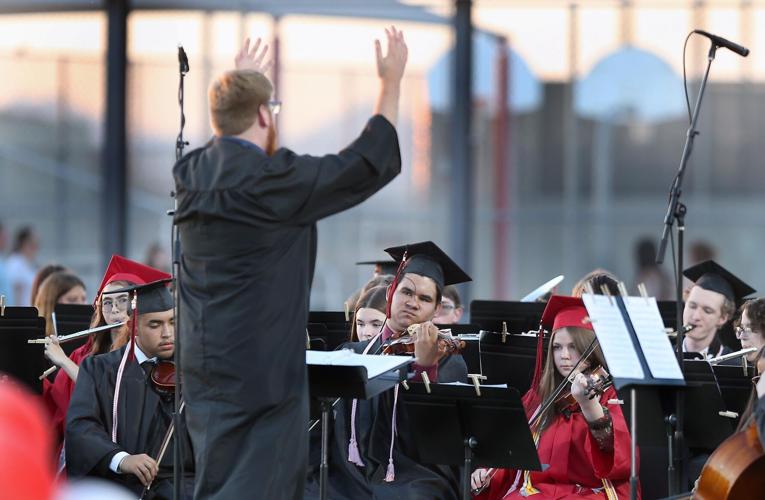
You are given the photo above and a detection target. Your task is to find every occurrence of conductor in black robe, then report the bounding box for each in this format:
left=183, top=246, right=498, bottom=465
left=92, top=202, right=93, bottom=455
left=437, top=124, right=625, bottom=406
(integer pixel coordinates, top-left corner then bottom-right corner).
left=172, top=29, right=409, bottom=500
left=306, top=241, right=471, bottom=499
left=66, top=280, right=195, bottom=499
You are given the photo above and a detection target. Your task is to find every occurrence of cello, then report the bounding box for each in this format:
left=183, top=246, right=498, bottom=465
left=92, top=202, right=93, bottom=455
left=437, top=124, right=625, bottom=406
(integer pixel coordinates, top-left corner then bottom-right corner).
left=694, top=354, right=765, bottom=499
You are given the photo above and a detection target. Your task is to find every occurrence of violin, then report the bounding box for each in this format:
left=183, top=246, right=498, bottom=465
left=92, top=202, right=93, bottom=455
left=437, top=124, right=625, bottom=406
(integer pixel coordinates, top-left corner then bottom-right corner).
left=149, top=360, right=176, bottom=396
left=381, top=324, right=465, bottom=357
left=553, top=365, right=613, bottom=414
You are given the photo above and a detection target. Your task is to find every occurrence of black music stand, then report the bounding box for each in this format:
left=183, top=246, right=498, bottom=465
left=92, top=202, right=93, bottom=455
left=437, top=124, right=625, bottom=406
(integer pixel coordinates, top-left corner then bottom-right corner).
left=470, top=300, right=545, bottom=333
left=0, top=307, right=47, bottom=393
left=307, top=352, right=412, bottom=500
left=712, top=363, right=754, bottom=418
left=400, top=384, right=541, bottom=500
left=307, top=323, right=350, bottom=352
left=681, top=361, right=736, bottom=449
left=583, top=294, right=686, bottom=500
left=478, top=331, right=548, bottom=393
left=53, top=303, right=94, bottom=355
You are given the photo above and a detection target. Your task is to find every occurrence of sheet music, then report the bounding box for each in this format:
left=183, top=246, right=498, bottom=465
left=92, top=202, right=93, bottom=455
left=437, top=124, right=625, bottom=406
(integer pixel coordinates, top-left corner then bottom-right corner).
left=306, top=349, right=412, bottom=380
left=623, top=296, right=684, bottom=380
left=582, top=294, right=645, bottom=380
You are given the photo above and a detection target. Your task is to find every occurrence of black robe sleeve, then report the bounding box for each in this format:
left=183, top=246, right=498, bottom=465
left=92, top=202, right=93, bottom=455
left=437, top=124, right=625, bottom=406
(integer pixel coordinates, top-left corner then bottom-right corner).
left=235, top=115, right=401, bottom=225
left=65, top=355, right=123, bottom=477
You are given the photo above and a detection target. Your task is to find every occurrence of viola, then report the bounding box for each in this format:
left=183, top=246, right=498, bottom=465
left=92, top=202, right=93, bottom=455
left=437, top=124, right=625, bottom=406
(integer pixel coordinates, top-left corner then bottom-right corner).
left=149, top=360, right=176, bottom=396
left=553, top=365, right=613, bottom=414
left=381, top=324, right=465, bottom=357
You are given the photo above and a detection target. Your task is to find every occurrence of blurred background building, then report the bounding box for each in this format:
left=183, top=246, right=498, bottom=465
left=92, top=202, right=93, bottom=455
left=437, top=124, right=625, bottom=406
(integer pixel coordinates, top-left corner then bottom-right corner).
left=0, top=0, right=762, bottom=310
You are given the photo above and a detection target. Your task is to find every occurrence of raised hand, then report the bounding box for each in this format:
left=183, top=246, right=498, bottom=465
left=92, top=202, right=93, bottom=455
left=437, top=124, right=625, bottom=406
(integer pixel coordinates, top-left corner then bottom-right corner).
left=235, top=37, right=273, bottom=73
left=375, top=26, right=408, bottom=85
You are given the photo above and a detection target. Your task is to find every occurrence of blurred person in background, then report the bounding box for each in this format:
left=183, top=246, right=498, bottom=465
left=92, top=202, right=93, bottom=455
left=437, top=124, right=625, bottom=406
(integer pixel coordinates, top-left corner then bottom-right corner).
left=144, top=242, right=171, bottom=274
left=29, top=264, right=67, bottom=306
left=0, top=221, right=9, bottom=300
left=571, top=269, right=621, bottom=297
left=633, top=237, right=673, bottom=300
left=6, top=225, right=39, bottom=305
left=433, top=285, right=464, bottom=324
left=34, top=271, right=87, bottom=337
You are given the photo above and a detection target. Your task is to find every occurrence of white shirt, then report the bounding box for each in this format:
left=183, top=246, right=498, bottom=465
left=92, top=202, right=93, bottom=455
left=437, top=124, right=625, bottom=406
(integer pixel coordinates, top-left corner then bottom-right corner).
left=109, top=343, right=156, bottom=474
left=5, top=253, right=36, bottom=306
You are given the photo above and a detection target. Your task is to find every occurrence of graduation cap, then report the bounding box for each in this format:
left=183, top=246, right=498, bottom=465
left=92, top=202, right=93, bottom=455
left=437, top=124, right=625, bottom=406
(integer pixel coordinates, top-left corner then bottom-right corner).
left=95, top=255, right=172, bottom=300
left=109, top=278, right=174, bottom=362
left=384, top=241, right=471, bottom=290
left=683, top=260, right=755, bottom=304
left=356, top=259, right=398, bottom=276
left=540, top=295, right=593, bottom=333
left=111, top=279, right=174, bottom=315
left=383, top=241, right=470, bottom=319
left=531, top=295, right=593, bottom=391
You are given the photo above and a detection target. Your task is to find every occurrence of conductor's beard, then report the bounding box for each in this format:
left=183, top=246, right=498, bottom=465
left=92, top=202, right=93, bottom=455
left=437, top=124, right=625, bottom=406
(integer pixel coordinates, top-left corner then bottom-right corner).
left=265, top=122, right=278, bottom=156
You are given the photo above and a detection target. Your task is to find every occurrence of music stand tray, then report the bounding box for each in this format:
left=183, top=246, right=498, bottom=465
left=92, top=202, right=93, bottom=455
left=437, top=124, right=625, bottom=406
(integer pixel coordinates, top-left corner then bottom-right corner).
left=307, top=351, right=412, bottom=500
left=400, top=383, right=541, bottom=500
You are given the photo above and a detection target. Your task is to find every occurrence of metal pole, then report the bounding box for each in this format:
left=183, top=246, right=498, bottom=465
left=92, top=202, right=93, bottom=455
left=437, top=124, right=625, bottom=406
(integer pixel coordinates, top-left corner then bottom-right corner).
left=630, top=388, right=638, bottom=500
left=451, top=0, right=473, bottom=301
left=102, top=0, right=128, bottom=261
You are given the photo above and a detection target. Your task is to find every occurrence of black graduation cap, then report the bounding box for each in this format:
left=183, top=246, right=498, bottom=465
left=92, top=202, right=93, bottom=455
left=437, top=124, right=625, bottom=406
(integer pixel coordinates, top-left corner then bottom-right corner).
left=384, top=241, right=471, bottom=289
left=111, top=278, right=174, bottom=315
left=356, top=259, right=398, bottom=276
left=683, top=260, right=755, bottom=304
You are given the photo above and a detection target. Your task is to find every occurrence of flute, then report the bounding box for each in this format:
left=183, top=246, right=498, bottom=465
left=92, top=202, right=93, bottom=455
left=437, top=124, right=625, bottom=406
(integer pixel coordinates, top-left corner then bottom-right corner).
left=708, top=347, right=757, bottom=365
left=28, top=321, right=127, bottom=344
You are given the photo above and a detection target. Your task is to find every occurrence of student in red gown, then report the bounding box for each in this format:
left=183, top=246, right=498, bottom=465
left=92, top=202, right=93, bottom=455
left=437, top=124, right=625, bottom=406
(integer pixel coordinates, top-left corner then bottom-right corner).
left=472, top=295, right=638, bottom=499
left=42, top=255, right=170, bottom=457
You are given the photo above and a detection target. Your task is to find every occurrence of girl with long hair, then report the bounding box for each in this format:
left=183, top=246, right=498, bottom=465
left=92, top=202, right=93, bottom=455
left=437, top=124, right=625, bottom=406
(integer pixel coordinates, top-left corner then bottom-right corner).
left=472, top=296, right=637, bottom=499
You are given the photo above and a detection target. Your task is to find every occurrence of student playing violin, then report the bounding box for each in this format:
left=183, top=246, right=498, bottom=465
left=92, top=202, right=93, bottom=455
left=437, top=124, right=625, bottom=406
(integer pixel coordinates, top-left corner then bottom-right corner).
left=472, top=295, right=638, bottom=499
left=305, top=241, right=470, bottom=500
left=66, top=280, right=194, bottom=499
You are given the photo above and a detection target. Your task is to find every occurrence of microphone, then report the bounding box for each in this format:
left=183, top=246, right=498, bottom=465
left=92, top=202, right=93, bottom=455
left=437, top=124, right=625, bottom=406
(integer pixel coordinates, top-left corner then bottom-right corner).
left=693, top=30, right=749, bottom=57
left=178, top=45, right=190, bottom=74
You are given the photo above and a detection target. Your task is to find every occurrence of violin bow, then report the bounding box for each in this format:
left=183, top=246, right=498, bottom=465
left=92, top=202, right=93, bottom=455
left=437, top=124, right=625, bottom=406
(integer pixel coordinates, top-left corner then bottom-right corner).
left=139, top=400, right=186, bottom=499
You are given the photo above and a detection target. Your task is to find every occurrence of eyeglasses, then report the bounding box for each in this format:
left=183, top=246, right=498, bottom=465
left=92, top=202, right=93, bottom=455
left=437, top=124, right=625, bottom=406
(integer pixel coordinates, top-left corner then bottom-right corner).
left=268, top=100, right=282, bottom=116
left=102, top=295, right=130, bottom=311
left=736, top=326, right=760, bottom=337
left=752, top=375, right=761, bottom=386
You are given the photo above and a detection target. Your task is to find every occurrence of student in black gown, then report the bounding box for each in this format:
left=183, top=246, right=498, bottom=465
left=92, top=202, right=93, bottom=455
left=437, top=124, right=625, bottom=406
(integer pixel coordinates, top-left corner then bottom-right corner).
left=682, top=260, right=756, bottom=359
left=66, top=280, right=194, bottom=499
left=173, top=27, right=408, bottom=500
left=306, top=241, right=470, bottom=500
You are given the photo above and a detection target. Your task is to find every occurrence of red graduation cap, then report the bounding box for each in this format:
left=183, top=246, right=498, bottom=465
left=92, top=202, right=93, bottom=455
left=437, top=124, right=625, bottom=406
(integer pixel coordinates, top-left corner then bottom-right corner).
left=95, top=255, right=172, bottom=301
left=531, top=295, right=593, bottom=391
left=540, top=295, right=594, bottom=333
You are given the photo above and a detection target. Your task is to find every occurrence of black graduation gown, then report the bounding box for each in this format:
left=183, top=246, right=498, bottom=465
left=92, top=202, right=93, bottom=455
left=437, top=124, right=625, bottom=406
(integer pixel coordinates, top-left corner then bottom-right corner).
left=173, top=115, right=401, bottom=500
left=65, top=347, right=195, bottom=499
left=305, top=337, right=468, bottom=500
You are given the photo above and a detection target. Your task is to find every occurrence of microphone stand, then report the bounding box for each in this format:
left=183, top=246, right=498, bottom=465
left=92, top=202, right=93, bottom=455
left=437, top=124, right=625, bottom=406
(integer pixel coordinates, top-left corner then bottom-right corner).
left=655, top=41, right=718, bottom=495
left=171, top=45, right=189, bottom=500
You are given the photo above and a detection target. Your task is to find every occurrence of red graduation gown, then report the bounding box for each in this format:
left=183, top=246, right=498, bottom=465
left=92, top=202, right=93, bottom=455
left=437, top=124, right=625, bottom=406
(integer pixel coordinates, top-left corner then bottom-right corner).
left=476, top=386, right=638, bottom=499
left=42, top=339, right=93, bottom=449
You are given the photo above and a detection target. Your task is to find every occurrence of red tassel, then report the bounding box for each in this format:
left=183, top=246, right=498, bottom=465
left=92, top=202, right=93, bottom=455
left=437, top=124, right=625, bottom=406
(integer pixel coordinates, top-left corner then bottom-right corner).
left=386, top=250, right=408, bottom=318
left=530, top=325, right=545, bottom=391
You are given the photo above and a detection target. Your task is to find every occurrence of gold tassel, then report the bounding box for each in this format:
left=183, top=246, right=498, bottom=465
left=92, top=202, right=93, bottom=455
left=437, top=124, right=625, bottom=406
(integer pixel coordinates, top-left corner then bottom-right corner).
left=519, top=430, right=542, bottom=496
left=601, top=479, right=619, bottom=500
